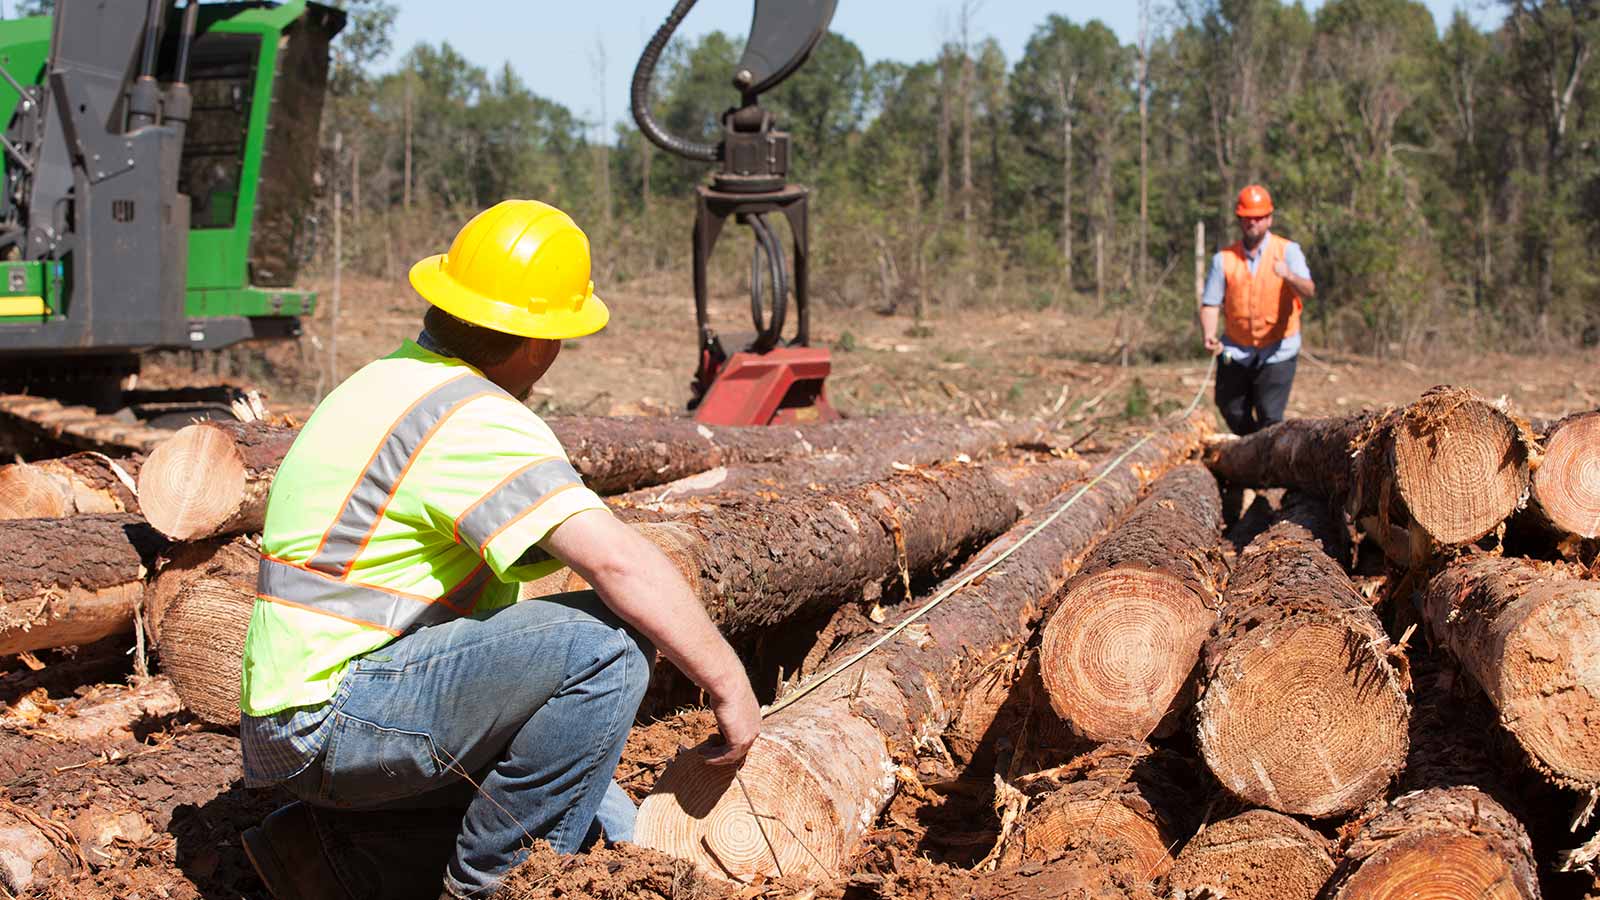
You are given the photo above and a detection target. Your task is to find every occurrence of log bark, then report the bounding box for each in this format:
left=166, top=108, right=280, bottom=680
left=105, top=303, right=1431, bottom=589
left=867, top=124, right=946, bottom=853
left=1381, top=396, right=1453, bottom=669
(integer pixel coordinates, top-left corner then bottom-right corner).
left=1203, top=386, right=1531, bottom=552
left=610, top=422, right=1058, bottom=512
left=147, top=537, right=259, bottom=728
left=137, top=420, right=293, bottom=541
left=1038, top=463, right=1225, bottom=741
left=1163, top=809, right=1334, bottom=900
left=633, top=413, right=1211, bottom=882
left=996, top=741, right=1198, bottom=880
left=0, top=731, right=245, bottom=896
left=1324, top=787, right=1540, bottom=900
left=1194, top=496, right=1410, bottom=818
left=1420, top=553, right=1600, bottom=788
left=133, top=415, right=1047, bottom=539
left=0, top=515, right=165, bottom=656
left=577, top=456, right=1089, bottom=636
left=1533, top=410, right=1600, bottom=539
left=0, top=453, right=141, bottom=520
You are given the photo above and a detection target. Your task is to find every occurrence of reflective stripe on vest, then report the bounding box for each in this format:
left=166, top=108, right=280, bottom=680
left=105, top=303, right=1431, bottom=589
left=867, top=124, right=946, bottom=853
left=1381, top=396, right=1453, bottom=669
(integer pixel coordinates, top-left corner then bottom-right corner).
left=1221, top=234, right=1302, bottom=348
left=452, top=455, right=585, bottom=564
left=307, top=373, right=502, bottom=576
left=258, top=556, right=494, bottom=635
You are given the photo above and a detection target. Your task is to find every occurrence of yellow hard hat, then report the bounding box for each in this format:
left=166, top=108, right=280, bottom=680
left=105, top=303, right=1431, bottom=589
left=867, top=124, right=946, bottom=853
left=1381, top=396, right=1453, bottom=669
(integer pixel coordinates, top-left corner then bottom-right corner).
left=409, top=200, right=609, bottom=339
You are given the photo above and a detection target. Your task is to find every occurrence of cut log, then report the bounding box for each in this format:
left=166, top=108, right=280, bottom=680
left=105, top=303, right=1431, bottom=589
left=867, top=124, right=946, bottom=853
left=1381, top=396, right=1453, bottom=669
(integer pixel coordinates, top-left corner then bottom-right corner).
left=995, top=741, right=1197, bottom=879
left=1325, top=787, right=1539, bottom=899
left=610, top=423, right=1059, bottom=512
left=0, top=676, right=182, bottom=785
left=1038, top=463, right=1225, bottom=740
left=147, top=537, right=259, bottom=728
left=0, top=514, right=165, bottom=656
left=1163, top=809, right=1334, bottom=900
left=0, top=453, right=141, bottom=520
left=1194, top=495, right=1410, bottom=818
left=136, top=420, right=294, bottom=540
left=1533, top=411, right=1600, bottom=539
left=1204, top=386, right=1531, bottom=552
left=133, top=415, right=1048, bottom=540
left=1420, top=553, right=1600, bottom=788
left=633, top=413, right=1211, bottom=882
left=576, top=456, right=1089, bottom=635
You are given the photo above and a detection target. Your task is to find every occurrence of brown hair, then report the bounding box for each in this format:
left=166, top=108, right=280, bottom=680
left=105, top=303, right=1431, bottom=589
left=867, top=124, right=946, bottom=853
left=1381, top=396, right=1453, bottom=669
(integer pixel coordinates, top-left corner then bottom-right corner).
left=423, top=305, right=527, bottom=369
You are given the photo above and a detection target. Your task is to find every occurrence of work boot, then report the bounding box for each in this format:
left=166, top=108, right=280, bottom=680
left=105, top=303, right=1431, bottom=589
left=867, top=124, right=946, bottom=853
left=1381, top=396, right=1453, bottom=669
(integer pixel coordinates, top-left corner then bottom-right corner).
left=244, top=802, right=460, bottom=900
left=242, top=802, right=351, bottom=900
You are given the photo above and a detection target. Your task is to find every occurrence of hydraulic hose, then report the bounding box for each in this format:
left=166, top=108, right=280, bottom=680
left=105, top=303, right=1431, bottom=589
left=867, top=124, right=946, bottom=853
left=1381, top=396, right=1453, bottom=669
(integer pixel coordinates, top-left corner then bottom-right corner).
left=630, top=0, right=720, bottom=162
left=747, top=214, right=788, bottom=352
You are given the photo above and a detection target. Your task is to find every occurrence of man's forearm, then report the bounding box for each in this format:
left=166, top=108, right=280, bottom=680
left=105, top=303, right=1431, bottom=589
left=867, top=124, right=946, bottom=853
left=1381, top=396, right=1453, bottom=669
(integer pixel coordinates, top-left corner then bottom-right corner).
left=1199, top=305, right=1220, bottom=340
left=1284, top=273, right=1315, bottom=299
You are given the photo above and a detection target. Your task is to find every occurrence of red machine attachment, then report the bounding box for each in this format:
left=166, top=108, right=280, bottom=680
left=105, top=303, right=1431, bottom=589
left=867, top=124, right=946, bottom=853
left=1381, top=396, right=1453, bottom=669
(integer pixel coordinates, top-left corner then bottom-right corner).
left=692, top=346, right=837, bottom=426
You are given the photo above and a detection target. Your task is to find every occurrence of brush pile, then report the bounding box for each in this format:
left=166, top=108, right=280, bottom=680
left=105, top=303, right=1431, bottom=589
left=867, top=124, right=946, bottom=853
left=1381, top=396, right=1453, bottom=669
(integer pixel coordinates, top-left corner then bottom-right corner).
left=3, top=388, right=1598, bottom=900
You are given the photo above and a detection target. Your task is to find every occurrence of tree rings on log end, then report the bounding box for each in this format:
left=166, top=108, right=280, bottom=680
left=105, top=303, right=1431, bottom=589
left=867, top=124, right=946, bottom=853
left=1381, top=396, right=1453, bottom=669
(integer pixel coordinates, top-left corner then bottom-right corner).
left=1197, top=619, right=1409, bottom=817
left=1535, top=412, right=1600, bottom=538
left=138, top=423, right=249, bottom=541
left=1040, top=568, right=1213, bottom=741
left=1329, top=788, right=1538, bottom=900
left=1000, top=791, right=1172, bottom=879
left=1165, top=809, right=1333, bottom=900
left=148, top=538, right=258, bottom=727
left=0, top=464, right=67, bottom=519
left=635, top=733, right=852, bottom=882
left=1389, top=391, right=1528, bottom=546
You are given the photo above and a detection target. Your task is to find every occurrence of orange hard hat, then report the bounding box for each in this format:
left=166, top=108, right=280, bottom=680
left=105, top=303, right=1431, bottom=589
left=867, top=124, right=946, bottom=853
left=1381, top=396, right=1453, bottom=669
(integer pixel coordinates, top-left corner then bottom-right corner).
left=1235, top=184, right=1273, bottom=218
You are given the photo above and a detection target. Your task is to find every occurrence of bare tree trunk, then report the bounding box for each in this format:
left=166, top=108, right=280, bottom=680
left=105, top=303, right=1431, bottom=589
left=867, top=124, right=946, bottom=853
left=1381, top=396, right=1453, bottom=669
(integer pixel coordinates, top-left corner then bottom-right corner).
left=1055, top=65, right=1078, bottom=291
left=937, top=51, right=952, bottom=219
left=1136, top=0, right=1151, bottom=296
left=403, top=74, right=413, bottom=211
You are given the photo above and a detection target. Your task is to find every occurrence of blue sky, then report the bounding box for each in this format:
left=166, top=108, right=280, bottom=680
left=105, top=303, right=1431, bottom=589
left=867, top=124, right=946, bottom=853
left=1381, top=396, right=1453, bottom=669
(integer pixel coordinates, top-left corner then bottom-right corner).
left=382, top=1, right=1502, bottom=138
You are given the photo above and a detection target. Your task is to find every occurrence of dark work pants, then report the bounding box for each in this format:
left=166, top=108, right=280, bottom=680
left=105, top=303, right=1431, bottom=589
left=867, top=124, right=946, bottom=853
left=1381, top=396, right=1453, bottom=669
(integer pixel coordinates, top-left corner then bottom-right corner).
left=1215, top=355, right=1297, bottom=436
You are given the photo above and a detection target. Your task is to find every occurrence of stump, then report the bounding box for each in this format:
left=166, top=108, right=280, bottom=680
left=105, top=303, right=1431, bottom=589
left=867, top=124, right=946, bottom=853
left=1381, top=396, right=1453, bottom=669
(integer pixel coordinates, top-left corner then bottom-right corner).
left=1164, top=809, right=1334, bottom=900
left=1194, top=498, right=1410, bottom=818
left=1325, top=787, right=1539, bottom=899
left=1420, top=553, right=1600, bottom=788
left=1038, top=463, right=1225, bottom=740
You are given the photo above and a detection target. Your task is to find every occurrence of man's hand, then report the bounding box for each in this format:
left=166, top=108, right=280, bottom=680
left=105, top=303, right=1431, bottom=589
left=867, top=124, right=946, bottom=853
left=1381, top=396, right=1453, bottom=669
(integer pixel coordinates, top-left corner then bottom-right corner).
left=701, top=682, right=761, bottom=766
left=541, top=510, right=762, bottom=765
left=1204, top=334, right=1222, bottom=355
left=1273, top=258, right=1290, bottom=278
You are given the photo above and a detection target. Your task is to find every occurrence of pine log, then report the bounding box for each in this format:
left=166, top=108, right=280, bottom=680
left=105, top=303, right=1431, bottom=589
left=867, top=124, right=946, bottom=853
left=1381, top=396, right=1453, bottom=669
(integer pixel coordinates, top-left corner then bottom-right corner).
left=133, top=415, right=1046, bottom=540
left=147, top=537, right=259, bottom=728
left=1533, top=411, right=1600, bottom=539
left=1204, top=386, right=1531, bottom=552
left=1325, top=787, right=1540, bottom=899
left=574, top=456, right=1089, bottom=635
left=633, top=413, right=1211, bottom=882
left=136, top=420, right=293, bottom=541
left=0, top=453, right=141, bottom=520
left=0, top=514, right=164, bottom=656
left=995, top=741, right=1198, bottom=879
left=1420, top=553, right=1600, bottom=788
left=0, top=676, right=182, bottom=785
left=1038, top=463, right=1225, bottom=740
left=1163, top=809, right=1334, bottom=900
left=0, top=731, right=244, bottom=896
left=1194, top=495, right=1410, bottom=818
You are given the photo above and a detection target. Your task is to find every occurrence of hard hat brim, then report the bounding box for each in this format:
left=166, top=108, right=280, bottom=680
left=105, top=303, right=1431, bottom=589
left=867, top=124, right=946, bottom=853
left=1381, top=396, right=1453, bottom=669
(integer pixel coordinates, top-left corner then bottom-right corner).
left=409, top=254, right=609, bottom=340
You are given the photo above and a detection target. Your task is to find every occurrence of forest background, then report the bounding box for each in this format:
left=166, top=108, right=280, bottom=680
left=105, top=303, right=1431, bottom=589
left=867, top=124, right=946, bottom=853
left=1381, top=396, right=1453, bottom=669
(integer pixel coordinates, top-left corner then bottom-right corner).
left=145, top=0, right=1600, bottom=359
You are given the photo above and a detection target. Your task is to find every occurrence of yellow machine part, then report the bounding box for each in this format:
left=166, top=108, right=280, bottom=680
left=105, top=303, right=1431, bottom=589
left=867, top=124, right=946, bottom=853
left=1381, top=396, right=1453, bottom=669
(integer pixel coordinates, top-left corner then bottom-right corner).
left=0, top=296, right=46, bottom=317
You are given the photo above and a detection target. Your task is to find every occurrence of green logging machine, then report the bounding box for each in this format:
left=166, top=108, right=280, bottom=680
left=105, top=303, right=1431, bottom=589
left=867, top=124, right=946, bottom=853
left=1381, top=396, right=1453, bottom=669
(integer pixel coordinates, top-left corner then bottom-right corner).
left=0, top=0, right=343, bottom=410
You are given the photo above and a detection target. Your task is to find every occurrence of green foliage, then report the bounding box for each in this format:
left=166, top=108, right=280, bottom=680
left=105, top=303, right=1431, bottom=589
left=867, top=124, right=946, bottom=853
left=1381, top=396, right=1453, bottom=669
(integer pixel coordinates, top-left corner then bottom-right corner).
left=834, top=330, right=857, bottom=352
left=1124, top=378, right=1151, bottom=419
left=310, top=0, right=1600, bottom=354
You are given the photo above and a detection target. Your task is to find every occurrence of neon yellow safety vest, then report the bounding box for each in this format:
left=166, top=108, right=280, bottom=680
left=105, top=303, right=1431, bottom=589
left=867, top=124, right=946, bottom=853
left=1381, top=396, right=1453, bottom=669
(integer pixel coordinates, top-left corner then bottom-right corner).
left=239, top=339, right=607, bottom=716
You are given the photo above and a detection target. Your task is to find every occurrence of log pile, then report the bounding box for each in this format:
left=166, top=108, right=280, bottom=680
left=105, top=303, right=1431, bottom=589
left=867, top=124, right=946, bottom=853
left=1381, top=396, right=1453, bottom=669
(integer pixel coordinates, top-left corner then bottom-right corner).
left=7, top=389, right=1600, bottom=900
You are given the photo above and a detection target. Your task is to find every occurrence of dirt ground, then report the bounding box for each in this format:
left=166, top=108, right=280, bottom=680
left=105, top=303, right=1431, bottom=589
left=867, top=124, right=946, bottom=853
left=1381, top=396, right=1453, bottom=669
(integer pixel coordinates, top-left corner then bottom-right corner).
left=158, top=272, right=1597, bottom=433
left=14, top=272, right=1599, bottom=900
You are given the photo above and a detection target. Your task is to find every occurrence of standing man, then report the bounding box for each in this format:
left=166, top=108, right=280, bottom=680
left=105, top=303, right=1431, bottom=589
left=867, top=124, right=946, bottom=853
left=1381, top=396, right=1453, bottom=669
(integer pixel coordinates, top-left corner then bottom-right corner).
left=238, top=200, right=761, bottom=900
left=1198, top=184, right=1316, bottom=434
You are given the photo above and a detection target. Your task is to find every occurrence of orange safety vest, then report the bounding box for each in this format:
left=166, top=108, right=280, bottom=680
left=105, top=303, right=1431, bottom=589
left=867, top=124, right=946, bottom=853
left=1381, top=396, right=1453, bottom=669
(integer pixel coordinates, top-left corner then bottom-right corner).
left=1220, top=233, right=1302, bottom=348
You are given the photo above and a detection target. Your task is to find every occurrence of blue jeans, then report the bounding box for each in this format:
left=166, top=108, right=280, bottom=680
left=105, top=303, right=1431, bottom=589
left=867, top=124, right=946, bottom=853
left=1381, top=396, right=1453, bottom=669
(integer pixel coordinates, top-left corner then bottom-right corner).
left=280, top=590, right=652, bottom=898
